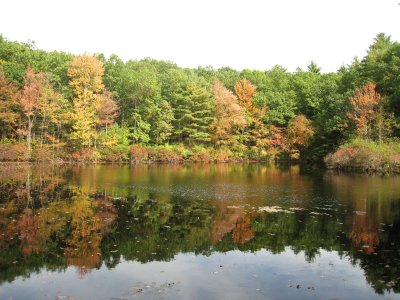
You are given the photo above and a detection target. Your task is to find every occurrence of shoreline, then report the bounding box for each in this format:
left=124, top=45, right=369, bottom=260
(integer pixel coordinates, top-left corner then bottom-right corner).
left=2, top=160, right=400, bottom=175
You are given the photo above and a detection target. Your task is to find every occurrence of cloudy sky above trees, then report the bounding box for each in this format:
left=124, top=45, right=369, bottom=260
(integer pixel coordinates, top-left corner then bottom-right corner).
left=1, top=0, right=399, bottom=72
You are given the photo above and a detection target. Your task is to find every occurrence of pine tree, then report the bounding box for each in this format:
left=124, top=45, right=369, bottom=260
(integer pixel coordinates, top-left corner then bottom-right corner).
left=184, top=77, right=214, bottom=144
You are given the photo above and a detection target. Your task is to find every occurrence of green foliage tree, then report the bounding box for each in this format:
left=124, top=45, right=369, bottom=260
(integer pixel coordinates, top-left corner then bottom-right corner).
left=159, top=68, right=188, bottom=143
left=178, top=76, right=214, bottom=144
left=258, top=66, right=297, bottom=125
left=151, top=100, right=174, bottom=144
left=215, top=67, right=240, bottom=91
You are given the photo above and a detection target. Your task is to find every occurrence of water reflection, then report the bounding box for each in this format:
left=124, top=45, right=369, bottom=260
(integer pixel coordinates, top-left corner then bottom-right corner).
left=0, top=164, right=400, bottom=298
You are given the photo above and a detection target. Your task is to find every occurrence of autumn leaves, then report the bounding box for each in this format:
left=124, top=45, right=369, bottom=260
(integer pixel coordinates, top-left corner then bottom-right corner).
left=210, top=79, right=314, bottom=160
left=68, top=54, right=118, bottom=148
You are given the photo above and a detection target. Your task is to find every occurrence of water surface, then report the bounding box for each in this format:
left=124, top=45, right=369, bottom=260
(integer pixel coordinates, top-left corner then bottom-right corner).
left=0, top=164, right=399, bottom=299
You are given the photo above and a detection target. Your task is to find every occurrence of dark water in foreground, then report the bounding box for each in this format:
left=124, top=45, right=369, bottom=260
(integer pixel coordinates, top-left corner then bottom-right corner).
left=0, top=164, right=400, bottom=300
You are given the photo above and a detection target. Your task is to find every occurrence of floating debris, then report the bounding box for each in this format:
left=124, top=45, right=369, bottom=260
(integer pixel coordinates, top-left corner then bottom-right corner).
left=309, top=211, right=331, bottom=216
left=258, top=206, right=293, bottom=214
left=353, top=211, right=366, bottom=216
left=289, top=207, right=307, bottom=211
left=310, top=212, right=323, bottom=216
left=122, top=281, right=177, bottom=298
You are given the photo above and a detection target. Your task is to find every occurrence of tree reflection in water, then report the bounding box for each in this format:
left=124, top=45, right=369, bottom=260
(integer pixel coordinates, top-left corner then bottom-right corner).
left=0, top=164, right=400, bottom=295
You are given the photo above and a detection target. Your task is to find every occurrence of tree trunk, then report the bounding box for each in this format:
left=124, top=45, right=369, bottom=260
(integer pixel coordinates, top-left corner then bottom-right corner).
left=27, top=116, right=33, bottom=160
left=26, top=168, right=32, bottom=208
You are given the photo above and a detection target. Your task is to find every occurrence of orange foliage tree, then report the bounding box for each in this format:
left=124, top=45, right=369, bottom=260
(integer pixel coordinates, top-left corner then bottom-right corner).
left=97, top=90, right=119, bottom=134
left=18, top=67, right=46, bottom=158
left=287, top=115, right=314, bottom=158
left=17, top=67, right=67, bottom=158
left=347, top=83, right=381, bottom=140
left=0, top=71, right=19, bottom=139
left=234, top=79, right=269, bottom=149
left=210, top=80, right=247, bottom=146
left=267, top=125, right=288, bottom=157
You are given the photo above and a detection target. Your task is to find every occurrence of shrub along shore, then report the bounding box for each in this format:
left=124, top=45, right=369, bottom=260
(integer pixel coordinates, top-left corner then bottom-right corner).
left=325, top=139, right=400, bottom=174
left=0, top=143, right=277, bottom=163
left=1, top=139, right=400, bottom=174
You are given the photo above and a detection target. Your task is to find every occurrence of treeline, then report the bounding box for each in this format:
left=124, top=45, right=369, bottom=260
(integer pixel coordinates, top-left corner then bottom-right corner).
left=0, top=33, right=399, bottom=164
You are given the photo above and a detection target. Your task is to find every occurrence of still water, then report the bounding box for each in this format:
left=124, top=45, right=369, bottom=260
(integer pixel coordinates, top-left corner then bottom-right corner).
left=0, top=163, right=399, bottom=300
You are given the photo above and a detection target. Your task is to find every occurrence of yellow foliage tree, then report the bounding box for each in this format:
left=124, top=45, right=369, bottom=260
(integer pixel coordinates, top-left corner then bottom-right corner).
left=67, top=54, right=104, bottom=148
left=234, top=79, right=256, bottom=112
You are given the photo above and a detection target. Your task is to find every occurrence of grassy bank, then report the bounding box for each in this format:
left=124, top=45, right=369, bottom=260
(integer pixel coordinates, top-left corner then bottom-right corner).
left=324, top=139, right=400, bottom=174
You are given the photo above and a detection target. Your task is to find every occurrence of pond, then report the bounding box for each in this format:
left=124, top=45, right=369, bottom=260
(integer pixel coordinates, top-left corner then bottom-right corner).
left=0, top=163, right=400, bottom=300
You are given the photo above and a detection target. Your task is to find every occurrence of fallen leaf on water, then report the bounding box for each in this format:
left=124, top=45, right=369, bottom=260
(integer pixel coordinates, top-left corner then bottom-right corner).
left=354, top=211, right=366, bottom=215
left=259, top=206, right=292, bottom=214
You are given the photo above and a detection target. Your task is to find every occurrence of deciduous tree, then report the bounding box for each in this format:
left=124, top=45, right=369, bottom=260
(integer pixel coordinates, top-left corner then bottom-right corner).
left=67, top=54, right=104, bottom=148
left=210, top=80, right=247, bottom=146
left=36, top=77, right=69, bottom=148
left=18, top=67, right=45, bottom=158
left=0, top=71, right=19, bottom=139
left=287, top=115, right=314, bottom=158
left=97, top=90, right=118, bottom=134
left=234, top=79, right=256, bottom=112
left=347, top=83, right=381, bottom=140
left=287, top=115, right=314, bottom=147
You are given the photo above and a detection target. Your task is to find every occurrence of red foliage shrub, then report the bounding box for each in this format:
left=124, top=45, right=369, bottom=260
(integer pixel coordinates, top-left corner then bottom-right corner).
left=214, top=149, right=231, bottom=162
left=130, top=145, right=148, bottom=162
left=190, top=151, right=212, bottom=162
left=70, top=148, right=95, bottom=162
left=324, top=147, right=358, bottom=169
left=325, top=143, right=400, bottom=173
left=71, top=152, right=82, bottom=161
left=0, top=144, right=29, bottom=161
left=31, top=146, right=53, bottom=162
left=102, top=150, right=123, bottom=162
left=153, top=148, right=183, bottom=163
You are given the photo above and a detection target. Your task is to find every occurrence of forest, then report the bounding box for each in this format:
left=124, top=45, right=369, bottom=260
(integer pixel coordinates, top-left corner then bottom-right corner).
left=0, top=33, right=399, bottom=171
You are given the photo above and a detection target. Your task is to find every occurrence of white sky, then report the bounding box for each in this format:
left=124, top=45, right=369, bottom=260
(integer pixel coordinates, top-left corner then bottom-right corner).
left=1, top=0, right=399, bottom=72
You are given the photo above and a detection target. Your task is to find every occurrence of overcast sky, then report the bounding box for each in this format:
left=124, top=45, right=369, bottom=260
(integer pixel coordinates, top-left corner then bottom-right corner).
left=1, top=0, right=399, bottom=72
